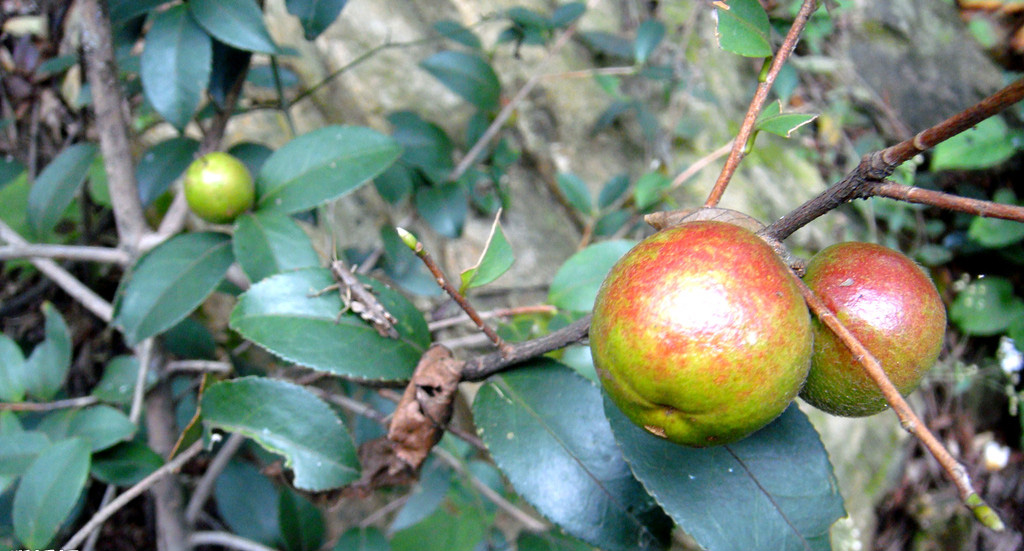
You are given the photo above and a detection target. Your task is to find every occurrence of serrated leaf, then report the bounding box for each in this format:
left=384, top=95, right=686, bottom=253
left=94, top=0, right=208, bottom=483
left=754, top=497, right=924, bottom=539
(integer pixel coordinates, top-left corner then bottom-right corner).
left=0, top=431, right=50, bottom=477
left=415, top=182, right=467, bottom=238
left=548, top=240, right=635, bottom=311
left=286, top=0, right=348, bottom=40
left=22, top=303, right=71, bottom=401
left=113, top=232, right=234, bottom=345
left=202, top=377, right=359, bottom=491
left=189, top=0, right=278, bottom=54
left=27, top=143, right=97, bottom=237
left=632, top=171, right=671, bottom=210
left=967, top=189, right=1024, bottom=248
left=433, top=20, right=481, bottom=49
left=0, top=333, right=27, bottom=402
left=473, top=361, right=671, bottom=551
left=215, top=460, right=280, bottom=544
left=91, top=440, right=164, bottom=486
left=256, top=126, right=401, bottom=214
left=931, top=116, right=1018, bottom=171
left=420, top=51, right=501, bottom=112
left=606, top=402, right=844, bottom=551
left=136, top=137, right=200, bottom=206
left=13, top=438, right=90, bottom=549
left=715, top=0, right=772, bottom=57
left=634, top=20, right=665, bottom=64
left=229, top=268, right=429, bottom=381
left=140, top=5, right=212, bottom=130
left=755, top=101, right=817, bottom=138
left=556, top=173, right=593, bottom=215
left=460, top=211, right=515, bottom=293
left=233, top=212, right=321, bottom=283
left=950, top=277, right=1024, bottom=336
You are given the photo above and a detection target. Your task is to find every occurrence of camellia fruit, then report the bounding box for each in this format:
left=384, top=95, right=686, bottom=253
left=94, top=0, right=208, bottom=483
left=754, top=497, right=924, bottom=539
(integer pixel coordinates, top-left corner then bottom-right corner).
left=183, top=152, right=255, bottom=224
left=590, top=220, right=813, bottom=447
left=800, top=242, right=946, bottom=417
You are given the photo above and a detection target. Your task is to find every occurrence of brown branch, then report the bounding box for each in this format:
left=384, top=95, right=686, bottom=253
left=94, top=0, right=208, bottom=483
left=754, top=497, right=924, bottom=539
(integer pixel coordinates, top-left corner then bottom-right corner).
left=462, top=314, right=591, bottom=381
left=704, top=0, right=820, bottom=207
left=869, top=180, right=1024, bottom=222
left=0, top=395, right=98, bottom=411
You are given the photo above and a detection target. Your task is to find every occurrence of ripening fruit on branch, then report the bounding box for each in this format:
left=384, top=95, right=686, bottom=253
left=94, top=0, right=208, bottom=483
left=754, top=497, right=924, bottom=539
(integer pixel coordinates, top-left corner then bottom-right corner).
left=183, top=152, right=256, bottom=224
left=799, top=242, right=946, bottom=417
left=590, top=220, right=813, bottom=447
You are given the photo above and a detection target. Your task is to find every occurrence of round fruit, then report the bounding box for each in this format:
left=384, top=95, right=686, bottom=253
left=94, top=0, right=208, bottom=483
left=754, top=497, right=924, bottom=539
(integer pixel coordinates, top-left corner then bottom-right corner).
left=799, top=242, right=946, bottom=417
left=183, top=152, right=255, bottom=224
left=590, top=220, right=813, bottom=447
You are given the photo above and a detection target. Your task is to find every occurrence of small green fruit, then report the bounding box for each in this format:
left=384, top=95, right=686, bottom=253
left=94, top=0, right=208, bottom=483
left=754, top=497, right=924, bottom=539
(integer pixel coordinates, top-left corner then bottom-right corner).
left=590, top=221, right=813, bottom=447
left=800, top=242, right=946, bottom=417
left=183, top=152, right=255, bottom=224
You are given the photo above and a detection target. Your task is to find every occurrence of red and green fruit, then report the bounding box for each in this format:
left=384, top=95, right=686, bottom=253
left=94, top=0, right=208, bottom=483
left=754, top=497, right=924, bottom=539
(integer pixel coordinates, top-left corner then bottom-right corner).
left=183, top=152, right=255, bottom=224
left=800, top=242, right=946, bottom=417
left=590, top=220, right=813, bottom=447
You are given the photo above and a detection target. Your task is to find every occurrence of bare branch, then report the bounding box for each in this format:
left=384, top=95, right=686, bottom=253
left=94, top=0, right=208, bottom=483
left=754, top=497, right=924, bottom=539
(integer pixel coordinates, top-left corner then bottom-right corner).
left=0, top=243, right=130, bottom=264
left=185, top=433, right=246, bottom=524
left=869, top=180, right=1024, bottom=222
left=0, top=395, right=98, bottom=411
left=188, top=532, right=279, bottom=551
left=462, top=314, right=591, bottom=381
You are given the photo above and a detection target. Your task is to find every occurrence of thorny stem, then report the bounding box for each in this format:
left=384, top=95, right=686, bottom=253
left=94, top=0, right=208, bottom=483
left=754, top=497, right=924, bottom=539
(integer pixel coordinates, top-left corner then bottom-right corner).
left=704, top=0, right=820, bottom=208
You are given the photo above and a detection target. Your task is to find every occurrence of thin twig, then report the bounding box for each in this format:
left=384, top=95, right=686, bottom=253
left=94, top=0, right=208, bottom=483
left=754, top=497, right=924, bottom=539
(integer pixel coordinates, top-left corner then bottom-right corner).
left=704, top=0, right=820, bottom=207
left=188, top=531, right=279, bottom=551
left=0, top=395, right=98, bottom=411
left=538, top=66, right=638, bottom=81
left=670, top=140, right=734, bottom=191
left=462, top=314, right=591, bottom=381
left=0, top=243, right=130, bottom=264
left=869, top=180, right=1024, bottom=222
left=429, top=305, right=557, bottom=331
left=165, top=359, right=233, bottom=374
left=185, top=432, right=246, bottom=524
left=128, top=339, right=152, bottom=424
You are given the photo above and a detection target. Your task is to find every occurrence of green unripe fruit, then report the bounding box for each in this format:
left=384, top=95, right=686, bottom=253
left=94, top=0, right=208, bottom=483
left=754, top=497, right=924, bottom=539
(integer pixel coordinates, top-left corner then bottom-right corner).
left=183, top=152, right=255, bottom=224
left=800, top=242, right=946, bottom=417
left=590, top=221, right=813, bottom=447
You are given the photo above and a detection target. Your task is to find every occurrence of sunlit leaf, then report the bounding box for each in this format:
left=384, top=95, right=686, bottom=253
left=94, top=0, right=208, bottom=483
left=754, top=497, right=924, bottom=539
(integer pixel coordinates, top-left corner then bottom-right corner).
left=189, top=0, right=278, bottom=54
left=460, top=210, right=515, bottom=293
left=548, top=240, right=635, bottom=312
left=715, top=0, right=772, bottom=57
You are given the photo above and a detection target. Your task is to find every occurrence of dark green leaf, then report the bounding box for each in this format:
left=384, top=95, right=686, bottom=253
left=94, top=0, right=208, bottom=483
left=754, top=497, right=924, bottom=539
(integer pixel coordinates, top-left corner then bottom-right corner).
left=92, top=355, right=157, bottom=405
left=202, top=377, right=360, bottom=491
left=215, top=460, right=280, bottom=544
left=230, top=268, right=429, bottom=380
left=420, top=51, right=501, bottom=112
left=374, top=163, right=415, bottom=204
left=605, top=402, right=844, bottom=551
left=136, top=137, right=200, bottom=206
left=632, top=171, right=671, bottom=211
left=950, top=277, right=1024, bottom=336
left=556, top=173, right=593, bottom=215
left=0, top=431, right=50, bottom=477
left=433, top=20, right=481, bottom=49
left=517, top=531, right=592, bottom=551
left=333, top=527, right=390, bottom=551
left=141, top=5, right=212, bottom=130
left=551, top=3, right=586, bottom=28
left=460, top=212, right=515, bottom=293
left=91, top=441, right=164, bottom=486
left=598, top=173, right=630, bottom=209
left=228, top=142, right=275, bottom=176
left=162, top=317, right=218, bottom=360
left=0, top=334, right=27, bottom=402
left=208, top=40, right=253, bottom=107
left=34, top=54, right=78, bottom=79
left=593, top=209, right=631, bottom=237
left=0, top=156, right=25, bottom=190
left=967, top=189, right=1024, bottom=248
left=233, top=212, right=321, bottom=283
left=189, top=0, right=278, bottom=54
left=109, top=0, right=165, bottom=24
left=389, top=457, right=452, bottom=532
left=22, top=303, right=71, bottom=401
left=633, top=20, right=665, bottom=64
left=286, top=0, right=348, bottom=40
left=113, top=232, right=234, bottom=345
left=279, top=489, right=325, bottom=551
left=577, top=31, right=634, bottom=60
left=380, top=226, right=443, bottom=296
left=931, top=117, right=1018, bottom=171
left=12, top=438, right=90, bottom=549
left=474, top=361, right=670, bottom=551
left=63, top=405, right=136, bottom=452
left=390, top=487, right=490, bottom=551
left=715, top=0, right=772, bottom=57
left=388, top=111, right=454, bottom=185
left=548, top=240, right=635, bottom=311
left=27, top=142, right=97, bottom=237
left=256, top=126, right=401, bottom=214
left=416, top=182, right=467, bottom=238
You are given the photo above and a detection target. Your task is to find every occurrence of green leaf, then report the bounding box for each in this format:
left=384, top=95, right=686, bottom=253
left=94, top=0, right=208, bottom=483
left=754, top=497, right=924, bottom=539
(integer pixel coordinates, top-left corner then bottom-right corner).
left=22, top=303, right=71, bottom=401
left=256, top=126, right=401, bottom=214
left=0, top=333, right=27, bottom=402
left=755, top=101, right=817, bottom=138
left=594, top=209, right=631, bottom=237
left=551, top=3, right=586, bottom=28
left=715, top=0, right=772, bottom=57
left=26, top=142, right=97, bottom=237
left=279, top=489, right=325, bottom=551
left=189, top=0, right=278, bottom=54
left=374, top=163, right=415, bottom=204
left=556, top=173, right=593, bottom=215
left=967, top=189, right=1024, bottom=248
left=202, top=377, right=359, bottom=491
left=12, top=438, right=90, bottom=549
left=548, top=240, right=635, bottom=312
left=459, top=211, right=515, bottom=293
left=163, top=317, right=218, bottom=360
left=0, top=170, right=31, bottom=237
left=632, top=171, right=671, bottom=210
left=598, top=173, right=630, bottom=209
left=931, top=116, right=1018, bottom=171
left=229, top=142, right=275, bottom=176
left=390, top=486, right=490, bottom=551
left=230, top=268, right=429, bottom=380
left=950, top=277, right=1024, bottom=336
left=141, top=5, right=212, bottom=130
left=415, top=182, right=467, bottom=238
left=517, top=531, right=592, bottom=551
left=633, top=20, right=665, bottom=64
left=215, top=460, right=280, bottom=545
left=606, top=402, right=844, bottom=551
left=388, top=111, right=454, bottom=185
left=136, top=137, right=200, bottom=206
left=389, top=457, right=452, bottom=532
left=66, top=405, right=137, bottom=452
left=233, top=212, right=321, bottom=283
left=0, top=156, right=25, bottom=189
left=91, top=440, right=164, bottom=486
left=109, top=0, right=166, bottom=24
left=285, top=0, right=348, bottom=40
left=332, top=527, right=391, bottom=551
left=433, top=20, right=481, bottom=49
left=92, top=355, right=157, bottom=405
left=113, top=232, right=234, bottom=346
left=0, top=431, right=50, bottom=477
left=474, top=361, right=671, bottom=551
left=420, top=51, right=501, bottom=112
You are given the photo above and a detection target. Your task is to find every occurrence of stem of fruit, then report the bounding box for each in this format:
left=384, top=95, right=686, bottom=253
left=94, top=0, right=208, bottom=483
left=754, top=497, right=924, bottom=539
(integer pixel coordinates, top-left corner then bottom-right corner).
left=703, top=0, right=819, bottom=208
left=792, top=275, right=1005, bottom=531
left=397, top=228, right=513, bottom=357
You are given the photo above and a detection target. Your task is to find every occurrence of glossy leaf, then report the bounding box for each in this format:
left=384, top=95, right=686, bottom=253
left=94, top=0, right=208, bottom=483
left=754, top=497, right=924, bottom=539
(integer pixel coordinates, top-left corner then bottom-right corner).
left=27, top=142, right=97, bottom=237
left=189, top=0, right=278, bottom=54
left=556, top=173, right=593, bottom=215
left=967, top=189, right=1024, bottom=248
left=606, top=402, right=844, bottom=551
left=233, top=212, right=321, bottom=283
left=415, top=182, right=467, bottom=238
left=548, top=240, right=635, bottom=312
left=420, top=51, right=501, bottom=112
left=931, top=116, right=1017, bottom=171
left=215, top=460, right=280, bottom=544
left=333, top=527, right=390, bottom=551
left=92, top=355, right=157, bottom=405
left=67, top=405, right=137, bottom=452
left=286, top=0, right=348, bottom=40
left=279, top=489, right=325, bottom=551
left=388, top=111, right=454, bottom=185
left=163, top=317, right=218, bottom=360
left=140, top=5, right=212, bottom=130
left=632, top=171, right=671, bottom=211
left=12, top=438, right=90, bottom=549
left=109, top=0, right=165, bottom=24
left=633, top=20, right=665, bottom=64
left=91, top=440, right=164, bottom=486
left=113, top=232, right=234, bottom=345
left=136, top=137, right=200, bottom=206
left=230, top=268, right=428, bottom=380
left=598, top=173, right=630, bottom=209
left=256, top=126, right=401, bottom=214
left=0, top=431, right=50, bottom=477
left=714, top=0, right=772, bottom=57
left=22, top=303, right=71, bottom=401
left=460, top=211, right=515, bottom=293
left=755, top=101, right=817, bottom=138
left=474, top=361, right=671, bottom=551
left=0, top=334, right=27, bottom=402
left=202, top=377, right=359, bottom=491
left=433, top=20, right=481, bottom=49
left=950, top=277, right=1024, bottom=336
